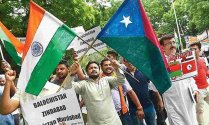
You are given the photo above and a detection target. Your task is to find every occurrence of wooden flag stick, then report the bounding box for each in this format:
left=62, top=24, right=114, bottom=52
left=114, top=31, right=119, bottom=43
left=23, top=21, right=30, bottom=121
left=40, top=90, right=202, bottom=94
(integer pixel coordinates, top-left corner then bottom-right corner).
left=0, top=40, right=5, bottom=61
left=76, top=35, right=140, bottom=83
left=57, top=34, right=140, bottom=92
left=56, top=38, right=97, bottom=92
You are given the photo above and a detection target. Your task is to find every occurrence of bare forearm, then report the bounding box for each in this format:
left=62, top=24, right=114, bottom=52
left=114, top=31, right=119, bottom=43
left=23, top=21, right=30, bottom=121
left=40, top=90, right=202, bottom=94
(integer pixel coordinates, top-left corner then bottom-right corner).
left=0, top=81, right=15, bottom=114
left=127, top=90, right=142, bottom=109
left=10, top=82, right=16, bottom=97
left=76, top=66, right=86, bottom=80
left=128, top=90, right=144, bottom=119
left=153, top=91, right=162, bottom=102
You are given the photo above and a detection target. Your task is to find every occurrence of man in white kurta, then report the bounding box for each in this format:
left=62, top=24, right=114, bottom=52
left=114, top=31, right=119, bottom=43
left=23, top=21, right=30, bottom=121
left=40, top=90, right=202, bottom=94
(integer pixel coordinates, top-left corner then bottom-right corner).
left=163, top=78, right=198, bottom=125
left=159, top=34, right=198, bottom=125
left=65, top=61, right=125, bottom=125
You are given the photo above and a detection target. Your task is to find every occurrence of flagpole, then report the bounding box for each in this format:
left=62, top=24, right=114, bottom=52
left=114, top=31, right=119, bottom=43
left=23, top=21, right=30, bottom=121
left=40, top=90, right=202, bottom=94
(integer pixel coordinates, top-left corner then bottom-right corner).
left=171, top=0, right=183, bottom=51
left=76, top=35, right=140, bottom=83
left=0, top=40, right=5, bottom=61
left=57, top=35, right=140, bottom=92
left=56, top=38, right=97, bottom=92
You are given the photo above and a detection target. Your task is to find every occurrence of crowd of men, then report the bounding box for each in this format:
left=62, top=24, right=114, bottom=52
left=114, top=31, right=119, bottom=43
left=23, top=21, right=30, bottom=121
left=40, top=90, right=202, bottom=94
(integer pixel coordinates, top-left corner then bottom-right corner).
left=0, top=34, right=209, bottom=125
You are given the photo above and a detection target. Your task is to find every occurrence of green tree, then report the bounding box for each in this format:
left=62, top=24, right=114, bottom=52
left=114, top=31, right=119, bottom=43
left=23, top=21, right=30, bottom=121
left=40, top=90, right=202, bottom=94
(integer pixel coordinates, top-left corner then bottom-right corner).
left=186, top=0, right=209, bottom=34
left=143, top=0, right=209, bottom=36
left=0, top=0, right=122, bottom=37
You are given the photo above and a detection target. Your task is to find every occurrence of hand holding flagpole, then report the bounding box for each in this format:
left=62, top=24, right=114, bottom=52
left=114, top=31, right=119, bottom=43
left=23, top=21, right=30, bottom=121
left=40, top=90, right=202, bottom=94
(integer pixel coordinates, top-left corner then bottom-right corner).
left=57, top=33, right=140, bottom=92
left=56, top=37, right=97, bottom=92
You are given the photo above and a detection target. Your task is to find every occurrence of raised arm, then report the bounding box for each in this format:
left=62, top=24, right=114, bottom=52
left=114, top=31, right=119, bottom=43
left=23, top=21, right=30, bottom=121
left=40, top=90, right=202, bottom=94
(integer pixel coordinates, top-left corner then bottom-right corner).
left=64, top=63, right=85, bottom=95
left=0, top=70, right=20, bottom=115
left=108, top=60, right=125, bottom=88
left=127, top=89, right=144, bottom=120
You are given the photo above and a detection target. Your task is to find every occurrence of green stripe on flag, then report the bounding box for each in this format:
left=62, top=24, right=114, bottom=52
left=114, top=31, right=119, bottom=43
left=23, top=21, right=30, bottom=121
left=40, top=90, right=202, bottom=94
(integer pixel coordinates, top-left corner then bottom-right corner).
left=170, top=70, right=182, bottom=78
left=99, top=36, right=171, bottom=93
left=0, top=27, right=10, bottom=42
left=25, top=24, right=76, bottom=95
left=3, top=40, right=21, bottom=65
left=0, top=27, right=21, bottom=65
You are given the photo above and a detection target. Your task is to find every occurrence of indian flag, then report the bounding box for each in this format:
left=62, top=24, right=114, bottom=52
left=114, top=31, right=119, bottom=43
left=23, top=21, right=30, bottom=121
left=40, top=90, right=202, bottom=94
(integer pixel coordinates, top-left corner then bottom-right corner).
left=0, top=21, right=24, bottom=65
left=17, top=1, right=76, bottom=96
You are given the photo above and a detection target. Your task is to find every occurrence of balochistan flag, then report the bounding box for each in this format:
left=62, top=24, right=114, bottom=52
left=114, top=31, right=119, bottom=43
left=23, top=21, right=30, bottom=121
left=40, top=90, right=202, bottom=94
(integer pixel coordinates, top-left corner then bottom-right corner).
left=0, top=21, right=24, bottom=65
left=17, top=1, right=76, bottom=96
left=97, top=0, right=171, bottom=93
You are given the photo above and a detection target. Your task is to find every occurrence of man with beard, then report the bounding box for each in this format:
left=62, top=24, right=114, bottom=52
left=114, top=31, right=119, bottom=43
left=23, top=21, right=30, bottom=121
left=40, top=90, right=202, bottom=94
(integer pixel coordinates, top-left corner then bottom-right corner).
left=159, top=34, right=199, bottom=125
left=100, top=58, right=144, bottom=125
left=52, top=57, right=85, bottom=85
left=64, top=60, right=125, bottom=125
left=51, top=60, right=70, bottom=85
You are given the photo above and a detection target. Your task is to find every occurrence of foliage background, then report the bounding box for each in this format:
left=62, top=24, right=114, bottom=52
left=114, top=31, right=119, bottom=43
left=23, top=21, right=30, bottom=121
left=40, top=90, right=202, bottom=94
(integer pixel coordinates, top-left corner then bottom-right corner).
left=1, top=0, right=209, bottom=68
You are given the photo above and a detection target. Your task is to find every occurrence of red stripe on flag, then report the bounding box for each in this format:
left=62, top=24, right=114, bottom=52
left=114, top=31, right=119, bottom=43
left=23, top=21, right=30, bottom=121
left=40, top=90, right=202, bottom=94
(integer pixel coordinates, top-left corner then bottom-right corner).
left=182, top=60, right=196, bottom=74
left=169, top=63, right=181, bottom=72
left=138, top=0, right=169, bottom=68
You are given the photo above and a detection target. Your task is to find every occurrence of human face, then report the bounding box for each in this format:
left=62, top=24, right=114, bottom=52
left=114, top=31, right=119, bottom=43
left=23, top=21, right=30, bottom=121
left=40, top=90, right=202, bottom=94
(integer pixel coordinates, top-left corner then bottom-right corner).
left=107, top=54, right=116, bottom=60
left=55, top=64, right=69, bottom=79
left=101, top=60, right=114, bottom=76
left=87, top=63, right=100, bottom=80
left=190, top=45, right=200, bottom=59
left=161, top=38, right=177, bottom=56
left=1, top=61, right=11, bottom=72
left=0, top=78, right=5, bottom=86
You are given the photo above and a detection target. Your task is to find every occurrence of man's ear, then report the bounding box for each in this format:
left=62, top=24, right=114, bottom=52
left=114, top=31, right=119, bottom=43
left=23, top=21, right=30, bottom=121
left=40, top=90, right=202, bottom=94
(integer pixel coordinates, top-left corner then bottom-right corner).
left=67, top=67, right=70, bottom=72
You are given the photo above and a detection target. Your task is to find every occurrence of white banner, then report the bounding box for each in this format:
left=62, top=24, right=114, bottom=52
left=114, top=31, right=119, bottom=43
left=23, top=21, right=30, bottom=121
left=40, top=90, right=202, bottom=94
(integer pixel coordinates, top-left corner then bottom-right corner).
left=68, top=26, right=106, bottom=58
left=71, top=26, right=85, bottom=36
left=197, top=30, right=208, bottom=41
left=21, top=89, right=84, bottom=125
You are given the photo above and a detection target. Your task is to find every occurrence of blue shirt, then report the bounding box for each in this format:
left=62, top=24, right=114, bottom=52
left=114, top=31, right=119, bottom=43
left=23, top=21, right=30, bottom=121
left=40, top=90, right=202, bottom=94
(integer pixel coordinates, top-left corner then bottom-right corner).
left=125, top=69, right=153, bottom=110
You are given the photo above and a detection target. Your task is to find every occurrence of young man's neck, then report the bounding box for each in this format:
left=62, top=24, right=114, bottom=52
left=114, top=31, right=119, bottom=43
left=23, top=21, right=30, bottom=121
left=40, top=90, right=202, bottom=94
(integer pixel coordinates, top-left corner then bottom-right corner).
left=129, top=68, right=136, bottom=73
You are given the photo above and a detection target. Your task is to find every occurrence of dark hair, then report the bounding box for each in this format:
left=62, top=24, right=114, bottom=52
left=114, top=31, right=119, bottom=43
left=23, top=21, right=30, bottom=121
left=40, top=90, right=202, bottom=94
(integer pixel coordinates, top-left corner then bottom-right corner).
left=189, top=42, right=201, bottom=50
left=159, top=34, right=174, bottom=45
left=100, top=58, right=110, bottom=67
left=123, top=58, right=127, bottom=62
left=107, top=50, right=118, bottom=59
left=58, top=59, right=69, bottom=67
left=85, top=61, right=100, bottom=72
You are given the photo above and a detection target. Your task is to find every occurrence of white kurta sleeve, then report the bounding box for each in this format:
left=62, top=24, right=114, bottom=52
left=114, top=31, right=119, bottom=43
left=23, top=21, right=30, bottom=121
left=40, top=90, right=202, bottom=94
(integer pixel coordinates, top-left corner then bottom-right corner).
left=64, top=75, right=85, bottom=95
left=107, top=69, right=125, bottom=89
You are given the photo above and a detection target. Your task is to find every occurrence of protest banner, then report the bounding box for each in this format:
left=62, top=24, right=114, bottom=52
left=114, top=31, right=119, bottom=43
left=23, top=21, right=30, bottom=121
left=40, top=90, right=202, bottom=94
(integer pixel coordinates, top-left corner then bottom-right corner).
left=68, top=26, right=106, bottom=58
left=168, top=50, right=197, bottom=81
left=21, top=89, right=84, bottom=125
left=71, top=26, right=85, bottom=35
